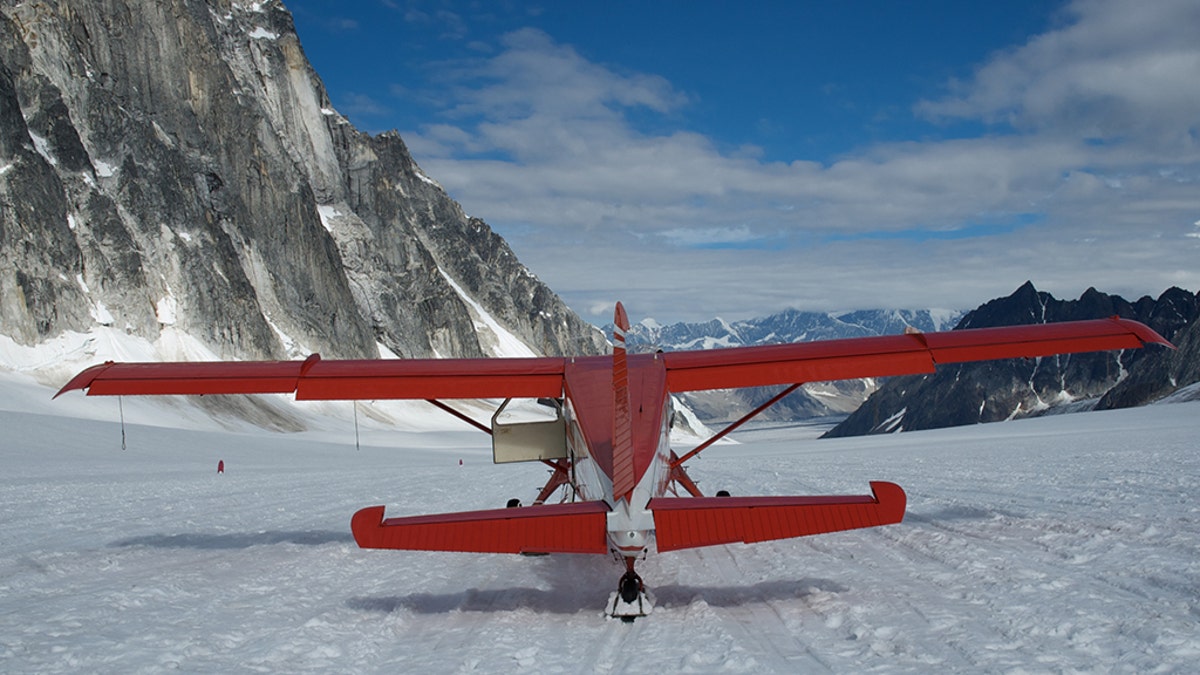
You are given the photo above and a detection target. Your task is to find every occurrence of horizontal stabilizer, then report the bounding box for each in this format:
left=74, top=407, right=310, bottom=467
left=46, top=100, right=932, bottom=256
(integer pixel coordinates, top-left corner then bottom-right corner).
left=351, top=501, right=611, bottom=555
left=649, top=481, right=906, bottom=552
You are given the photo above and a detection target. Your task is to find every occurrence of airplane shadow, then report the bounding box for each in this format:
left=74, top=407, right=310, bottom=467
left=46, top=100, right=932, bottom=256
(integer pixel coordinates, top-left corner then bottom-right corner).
left=905, top=505, right=1014, bottom=523
left=110, top=530, right=354, bottom=550
left=349, top=554, right=613, bottom=616
left=348, top=586, right=609, bottom=616
left=348, top=553, right=849, bottom=616
left=651, top=577, right=849, bottom=610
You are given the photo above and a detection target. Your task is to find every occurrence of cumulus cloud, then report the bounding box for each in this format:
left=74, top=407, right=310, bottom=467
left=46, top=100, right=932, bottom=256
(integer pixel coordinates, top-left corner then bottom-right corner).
left=917, top=0, right=1200, bottom=150
left=401, top=5, right=1200, bottom=322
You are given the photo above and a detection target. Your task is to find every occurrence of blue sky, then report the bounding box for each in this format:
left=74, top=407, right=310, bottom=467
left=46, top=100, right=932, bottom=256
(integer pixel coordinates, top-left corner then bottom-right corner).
left=286, top=0, right=1200, bottom=323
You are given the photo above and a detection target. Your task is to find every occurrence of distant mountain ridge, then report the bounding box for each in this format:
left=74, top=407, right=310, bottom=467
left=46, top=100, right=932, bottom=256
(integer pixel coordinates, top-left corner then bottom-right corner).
left=824, top=282, right=1198, bottom=437
left=620, top=307, right=964, bottom=353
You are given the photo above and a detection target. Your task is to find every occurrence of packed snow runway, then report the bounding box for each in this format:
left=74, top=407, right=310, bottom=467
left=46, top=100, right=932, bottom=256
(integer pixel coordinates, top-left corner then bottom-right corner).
left=2, top=373, right=1198, bottom=673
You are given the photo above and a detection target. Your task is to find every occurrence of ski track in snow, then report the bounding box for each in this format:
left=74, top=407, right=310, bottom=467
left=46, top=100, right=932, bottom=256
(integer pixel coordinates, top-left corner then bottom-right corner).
left=2, top=374, right=1199, bottom=673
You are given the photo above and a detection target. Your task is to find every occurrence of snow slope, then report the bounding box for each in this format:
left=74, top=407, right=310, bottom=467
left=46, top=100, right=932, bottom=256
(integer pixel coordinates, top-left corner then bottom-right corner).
left=2, top=372, right=1198, bottom=673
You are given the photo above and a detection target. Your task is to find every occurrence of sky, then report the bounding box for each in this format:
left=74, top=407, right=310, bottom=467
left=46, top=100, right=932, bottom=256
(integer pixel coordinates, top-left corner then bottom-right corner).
left=284, top=0, right=1200, bottom=324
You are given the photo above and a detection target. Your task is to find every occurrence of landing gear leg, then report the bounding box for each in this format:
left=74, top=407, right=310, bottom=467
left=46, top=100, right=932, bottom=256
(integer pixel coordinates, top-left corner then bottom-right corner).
left=608, top=558, right=653, bottom=621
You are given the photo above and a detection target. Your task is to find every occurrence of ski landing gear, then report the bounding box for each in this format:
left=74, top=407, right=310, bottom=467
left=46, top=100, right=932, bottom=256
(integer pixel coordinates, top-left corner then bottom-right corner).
left=607, top=558, right=654, bottom=621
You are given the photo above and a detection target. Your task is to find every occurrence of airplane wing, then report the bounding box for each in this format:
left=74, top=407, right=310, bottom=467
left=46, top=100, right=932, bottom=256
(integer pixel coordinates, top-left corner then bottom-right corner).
left=351, top=501, right=611, bottom=555
left=56, top=353, right=570, bottom=400
left=349, top=483, right=907, bottom=555
left=662, top=317, right=1170, bottom=392
left=56, top=317, right=1169, bottom=401
left=650, top=481, right=906, bottom=552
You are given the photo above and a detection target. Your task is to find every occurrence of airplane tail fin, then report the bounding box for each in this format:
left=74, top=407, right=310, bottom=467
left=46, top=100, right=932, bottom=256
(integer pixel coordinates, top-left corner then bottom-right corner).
left=648, top=481, right=906, bottom=552
left=611, top=302, right=635, bottom=503
left=351, top=501, right=611, bottom=555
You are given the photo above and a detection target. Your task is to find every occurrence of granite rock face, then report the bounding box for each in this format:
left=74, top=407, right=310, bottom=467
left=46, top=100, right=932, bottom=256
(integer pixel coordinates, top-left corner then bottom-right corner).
left=0, top=0, right=605, bottom=363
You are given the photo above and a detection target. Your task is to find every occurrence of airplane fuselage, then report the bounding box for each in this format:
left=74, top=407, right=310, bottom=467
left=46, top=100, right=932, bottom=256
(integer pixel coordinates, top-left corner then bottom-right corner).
left=561, top=354, right=673, bottom=560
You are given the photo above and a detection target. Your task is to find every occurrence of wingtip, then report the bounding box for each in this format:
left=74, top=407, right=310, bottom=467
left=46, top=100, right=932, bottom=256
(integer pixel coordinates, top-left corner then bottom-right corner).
left=1109, top=316, right=1175, bottom=349
left=869, top=481, right=907, bottom=524
left=52, top=361, right=114, bottom=399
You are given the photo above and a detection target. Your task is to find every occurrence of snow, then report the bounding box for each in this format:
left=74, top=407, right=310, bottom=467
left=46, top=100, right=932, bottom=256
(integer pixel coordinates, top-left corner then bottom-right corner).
left=875, top=407, right=906, bottom=433
left=93, top=160, right=117, bottom=178
left=1, top=367, right=1197, bottom=672
left=248, top=27, right=279, bottom=40
left=155, top=295, right=177, bottom=326
left=438, top=269, right=538, bottom=358
left=28, top=132, right=56, bottom=165
left=316, top=204, right=341, bottom=233
left=90, top=302, right=114, bottom=326
left=236, top=1, right=269, bottom=12
left=926, top=308, right=960, bottom=332
left=681, top=336, right=739, bottom=350
left=414, top=169, right=442, bottom=189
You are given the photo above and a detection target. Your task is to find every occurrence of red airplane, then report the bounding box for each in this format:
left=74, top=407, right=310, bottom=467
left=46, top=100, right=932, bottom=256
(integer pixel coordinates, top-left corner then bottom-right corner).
left=57, top=304, right=1169, bottom=619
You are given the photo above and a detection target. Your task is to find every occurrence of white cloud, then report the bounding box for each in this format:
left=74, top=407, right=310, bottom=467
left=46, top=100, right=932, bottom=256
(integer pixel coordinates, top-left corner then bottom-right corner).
left=916, top=0, right=1200, bottom=149
left=659, top=225, right=757, bottom=248
left=400, top=11, right=1200, bottom=322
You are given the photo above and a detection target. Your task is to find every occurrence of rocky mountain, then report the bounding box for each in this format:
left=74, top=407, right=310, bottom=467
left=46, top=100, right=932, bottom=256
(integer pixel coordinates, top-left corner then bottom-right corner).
left=1098, top=294, right=1200, bottom=408
left=824, top=282, right=1197, bottom=438
left=0, top=0, right=606, bottom=374
left=617, top=307, right=966, bottom=422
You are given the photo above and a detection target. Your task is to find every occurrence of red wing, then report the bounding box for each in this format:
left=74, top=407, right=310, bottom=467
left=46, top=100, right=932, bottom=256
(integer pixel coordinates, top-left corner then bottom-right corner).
left=662, top=317, right=1170, bottom=392
left=650, top=481, right=906, bottom=552
left=56, top=317, right=1169, bottom=400
left=296, top=357, right=566, bottom=400
left=55, top=358, right=319, bottom=397
left=350, top=502, right=610, bottom=555
left=56, top=354, right=569, bottom=400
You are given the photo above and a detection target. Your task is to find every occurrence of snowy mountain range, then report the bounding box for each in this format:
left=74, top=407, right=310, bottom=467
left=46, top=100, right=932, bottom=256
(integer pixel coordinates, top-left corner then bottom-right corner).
left=620, top=308, right=964, bottom=353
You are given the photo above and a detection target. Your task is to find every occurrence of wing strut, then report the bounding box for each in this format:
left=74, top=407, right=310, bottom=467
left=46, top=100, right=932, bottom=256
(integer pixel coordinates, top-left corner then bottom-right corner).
left=425, top=399, right=492, bottom=435
left=672, top=383, right=803, bottom=468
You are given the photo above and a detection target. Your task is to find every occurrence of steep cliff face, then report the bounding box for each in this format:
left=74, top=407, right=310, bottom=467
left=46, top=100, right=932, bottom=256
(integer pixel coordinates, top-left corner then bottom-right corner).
left=0, top=0, right=605, bottom=366
left=1098, top=292, right=1200, bottom=408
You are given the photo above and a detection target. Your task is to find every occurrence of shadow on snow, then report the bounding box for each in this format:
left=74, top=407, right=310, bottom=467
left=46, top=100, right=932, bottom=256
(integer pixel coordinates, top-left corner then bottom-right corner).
left=348, top=577, right=849, bottom=616
left=110, top=530, right=354, bottom=549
